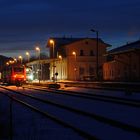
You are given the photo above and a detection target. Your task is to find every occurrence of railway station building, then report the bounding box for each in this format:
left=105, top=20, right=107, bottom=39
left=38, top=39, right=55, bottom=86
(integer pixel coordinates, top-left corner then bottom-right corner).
left=103, top=40, right=140, bottom=82
left=26, top=37, right=110, bottom=82
left=45, top=37, right=110, bottom=81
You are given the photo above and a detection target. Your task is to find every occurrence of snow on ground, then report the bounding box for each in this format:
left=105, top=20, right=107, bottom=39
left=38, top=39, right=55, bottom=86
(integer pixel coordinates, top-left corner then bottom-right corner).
left=0, top=86, right=140, bottom=140
left=0, top=92, right=84, bottom=140
left=0, top=94, right=10, bottom=140
left=61, top=86, right=140, bottom=100
left=16, top=87, right=140, bottom=128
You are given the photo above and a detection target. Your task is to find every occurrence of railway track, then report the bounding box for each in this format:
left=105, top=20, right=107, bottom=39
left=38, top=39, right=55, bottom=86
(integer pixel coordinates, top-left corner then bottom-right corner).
left=0, top=86, right=140, bottom=140
left=23, top=85, right=140, bottom=108
left=0, top=87, right=96, bottom=140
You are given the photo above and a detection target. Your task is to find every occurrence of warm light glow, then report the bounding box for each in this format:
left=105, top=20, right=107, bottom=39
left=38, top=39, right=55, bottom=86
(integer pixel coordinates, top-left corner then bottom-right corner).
left=9, top=60, right=14, bottom=64
left=50, top=39, right=54, bottom=45
left=14, top=58, right=17, bottom=62
left=26, top=52, right=29, bottom=56
left=72, top=51, right=76, bottom=56
left=18, top=56, right=23, bottom=63
left=6, top=62, right=9, bottom=65
left=58, top=55, right=62, bottom=60
left=35, top=47, right=40, bottom=51
left=19, top=56, right=22, bottom=59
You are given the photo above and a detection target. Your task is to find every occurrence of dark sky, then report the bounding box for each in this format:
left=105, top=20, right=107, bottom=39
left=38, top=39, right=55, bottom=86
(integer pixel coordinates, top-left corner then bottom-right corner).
left=0, top=0, right=140, bottom=58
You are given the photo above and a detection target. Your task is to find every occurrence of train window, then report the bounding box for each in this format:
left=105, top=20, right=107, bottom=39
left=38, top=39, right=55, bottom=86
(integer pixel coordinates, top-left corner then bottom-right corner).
left=14, top=67, right=24, bottom=72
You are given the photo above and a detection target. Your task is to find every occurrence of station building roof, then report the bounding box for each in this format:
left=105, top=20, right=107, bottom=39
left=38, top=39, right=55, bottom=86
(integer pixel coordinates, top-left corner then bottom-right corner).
left=108, top=40, right=140, bottom=55
left=46, top=37, right=111, bottom=48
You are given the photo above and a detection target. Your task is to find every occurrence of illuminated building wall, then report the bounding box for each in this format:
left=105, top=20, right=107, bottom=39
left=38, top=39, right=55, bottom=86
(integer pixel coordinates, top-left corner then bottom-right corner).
left=47, top=38, right=109, bottom=81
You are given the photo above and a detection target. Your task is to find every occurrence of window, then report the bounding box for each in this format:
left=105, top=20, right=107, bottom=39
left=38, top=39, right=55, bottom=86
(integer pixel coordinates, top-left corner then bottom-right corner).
left=118, top=69, right=120, bottom=75
left=14, top=67, right=24, bottom=72
left=133, top=64, right=136, bottom=70
left=90, top=50, right=94, bottom=56
left=79, top=67, right=84, bottom=75
left=89, top=67, right=94, bottom=75
left=85, top=41, right=89, bottom=45
left=80, top=50, right=84, bottom=56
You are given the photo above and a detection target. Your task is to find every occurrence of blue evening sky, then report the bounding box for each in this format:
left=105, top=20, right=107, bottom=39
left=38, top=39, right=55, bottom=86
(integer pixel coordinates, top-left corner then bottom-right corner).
left=0, top=0, right=140, bottom=58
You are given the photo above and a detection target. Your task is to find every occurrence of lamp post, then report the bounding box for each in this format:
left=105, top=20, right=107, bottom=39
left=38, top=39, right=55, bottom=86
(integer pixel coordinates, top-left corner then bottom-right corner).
left=49, top=39, right=55, bottom=82
left=13, top=58, right=17, bottom=63
left=35, top=47, right=41, bottom=83
left=91, top=29, right=99, bottom=81
left=72, top=51, right=76, bottom=61
left=72, top=51, right=77, bottom=81
left=25, top=52, right=30, bottom=62
left=18, top=56, right=22, bottom=64
left=58, top=55, right=62, bottom=80
left=6, top=62, right=9, bottom=66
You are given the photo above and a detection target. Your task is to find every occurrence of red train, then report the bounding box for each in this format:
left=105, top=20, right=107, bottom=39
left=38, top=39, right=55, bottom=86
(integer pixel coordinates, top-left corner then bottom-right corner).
left=1, top=64, right=26, bottom=86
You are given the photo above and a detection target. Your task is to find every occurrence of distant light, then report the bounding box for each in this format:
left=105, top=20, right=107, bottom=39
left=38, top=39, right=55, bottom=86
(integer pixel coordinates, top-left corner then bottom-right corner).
left=50, top=39, right=54, bottom=44
left=26, top=52, right=29, bottom=56
left=35, top=47, right=40, bottom=51
left=19, top=56, right=22, bottom=59
left=6, top=62, right=9, bottom=65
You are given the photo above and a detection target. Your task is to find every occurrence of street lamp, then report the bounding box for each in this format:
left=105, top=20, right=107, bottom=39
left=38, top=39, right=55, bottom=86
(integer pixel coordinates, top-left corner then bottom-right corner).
left=49, top=39, right=55, bottom=82
left=91, top=29, right=99, bottom=80
left=72, top=51, right=77, bottom=81
left=25, top=52, right=30, bottom=62
left=35, top=47, right=41, bottom=83
left=18, top=56, right=22, bottom=64
left=58, top=55, right=62, bottom=80
left=13, top=58, right=17, bottom=63
left=72, top=51, right=76, bottom=61
left=6, top=62, right=9, bottom=65
left=35, top=47, right=40, bottom=60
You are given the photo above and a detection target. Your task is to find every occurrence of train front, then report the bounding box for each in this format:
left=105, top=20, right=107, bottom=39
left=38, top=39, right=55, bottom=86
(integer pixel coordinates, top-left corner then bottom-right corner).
left=12, top=65, right=26, bottom=85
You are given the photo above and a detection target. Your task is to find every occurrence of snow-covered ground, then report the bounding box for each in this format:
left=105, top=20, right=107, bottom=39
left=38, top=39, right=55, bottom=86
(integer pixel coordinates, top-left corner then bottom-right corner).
left=0, top=86, right=140, bottom=140
left=61, top=86, right=140, bottom=100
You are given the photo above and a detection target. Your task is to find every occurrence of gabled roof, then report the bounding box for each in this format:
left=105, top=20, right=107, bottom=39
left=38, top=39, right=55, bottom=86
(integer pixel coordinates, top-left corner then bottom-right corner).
left=109, top=40, right=140, bottom=55
left=46, top=37, right=110, bottom=48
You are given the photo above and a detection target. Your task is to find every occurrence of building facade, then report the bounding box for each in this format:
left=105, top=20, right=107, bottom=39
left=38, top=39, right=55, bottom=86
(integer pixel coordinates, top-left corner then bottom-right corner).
left=47, top=37, right=110, bottom=81
left=103, top=40, right=140, bottom=81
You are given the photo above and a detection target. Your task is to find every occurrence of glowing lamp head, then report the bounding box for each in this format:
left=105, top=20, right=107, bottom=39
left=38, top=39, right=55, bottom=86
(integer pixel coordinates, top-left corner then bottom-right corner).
left=49, top=39, right=54, bottom=44
left=72, top=51, right=76, bottom=55
left=35, top=47, right=40, bottom=51
left=26, top=52, right=29, bottom=56
left=58, top=55, right=62, bottom=59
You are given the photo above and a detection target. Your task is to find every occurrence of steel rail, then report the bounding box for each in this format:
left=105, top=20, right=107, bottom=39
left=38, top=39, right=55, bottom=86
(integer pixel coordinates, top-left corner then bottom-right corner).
left=23, top=86, right=140, bottom=108
left=0, top=90, right=98, bottom=140
left=0, top=87, right=140, bottom=135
